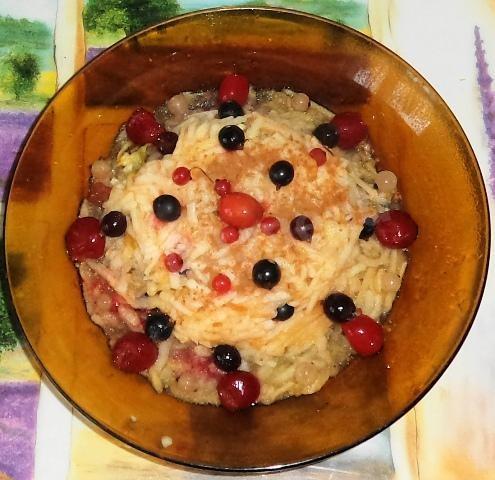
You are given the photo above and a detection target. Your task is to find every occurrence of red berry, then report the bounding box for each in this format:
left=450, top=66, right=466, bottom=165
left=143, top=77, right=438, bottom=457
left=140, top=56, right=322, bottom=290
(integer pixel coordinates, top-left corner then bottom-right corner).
left=172, top=166, right=191, bottom=186
left=375, top=210, right=418, bottom=249
left=212, top=273, right=231, bottom=294
left=164, top=253, right=183, bottom=272
left=342, top=315, right=384, bottom=356
left=125, top=108, right=164, bottom=145
left=218, top=74, right=250, bottom=106
left=112, top=332, right=158, bottom=373
left=87, top=181, right=111, bottom=206
left=220, top=226, right=240, bottom=244
left=217, top=371, right=261, bottom=411
left=330, top=112, right=368, bottom=150
left=309, top=147, right=327, bottom=167
left=219, top=192, right=263, bottom=229
left=260, top=216, right=280, bottom=235
left=215, top=178, right=231, bottom=197
left=65, top=217, right=105, bottom=262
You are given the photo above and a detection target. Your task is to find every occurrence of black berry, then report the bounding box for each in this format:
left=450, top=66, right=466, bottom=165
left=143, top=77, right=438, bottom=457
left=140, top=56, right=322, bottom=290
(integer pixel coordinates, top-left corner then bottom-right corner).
left=213, top=344, right=241, bottom=372
left=359, top=217, right=375, bottom=241
left=273, top=303, right=295, bottom=321
left=101, top=211, right=127, bottom=237
left=269, top=160, right=294, bottom=188
left=313, top=123, right=339, bottom=148
left=218, top=101, right=244, bottom=119
left=153, top=194, right=181, bottom=221
left=252, top=259, right=281, bottom=290
left=154, top=131, right=178, bottom=155
left=290, top=215, right=314, bottom=242
left=145, top=311, right=174, bottom=341
left=218, top=125, right=245, bottom=150
left=323, top=293, right=356, bottom=323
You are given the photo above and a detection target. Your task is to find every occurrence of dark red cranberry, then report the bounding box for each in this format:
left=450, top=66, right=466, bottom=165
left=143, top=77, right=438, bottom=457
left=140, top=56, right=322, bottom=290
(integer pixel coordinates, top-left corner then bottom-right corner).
left=342, top=315, right=384, bottom=356
left=375, top=210, right=418, bottom=248
left=66, top=217, right=105, bottom=262
left=126, top=108, right=163, bottom=145
left=217, top=371, right=260, bottom=411
left=112, top=332, right=158, bottom=373
left=330, top=112, right=368, bottom=150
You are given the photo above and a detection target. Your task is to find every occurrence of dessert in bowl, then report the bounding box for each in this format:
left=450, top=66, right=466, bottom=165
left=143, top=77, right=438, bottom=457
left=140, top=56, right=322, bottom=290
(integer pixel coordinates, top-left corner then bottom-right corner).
left=67, top=81, right=416, bottom=410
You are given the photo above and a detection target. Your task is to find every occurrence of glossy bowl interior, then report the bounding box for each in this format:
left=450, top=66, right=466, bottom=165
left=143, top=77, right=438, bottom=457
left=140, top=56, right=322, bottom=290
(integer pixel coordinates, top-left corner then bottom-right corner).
left=4, top=7, right=489, bottom=471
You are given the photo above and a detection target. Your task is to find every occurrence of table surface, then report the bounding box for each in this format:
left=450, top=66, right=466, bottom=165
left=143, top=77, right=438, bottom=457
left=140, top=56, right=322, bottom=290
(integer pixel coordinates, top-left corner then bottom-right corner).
left=1, top=1, right=494, bottom=479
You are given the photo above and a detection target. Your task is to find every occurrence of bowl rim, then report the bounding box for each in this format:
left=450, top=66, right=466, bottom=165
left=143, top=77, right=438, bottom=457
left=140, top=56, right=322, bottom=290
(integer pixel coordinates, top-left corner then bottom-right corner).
left=2, top=5, right=491, bottom=473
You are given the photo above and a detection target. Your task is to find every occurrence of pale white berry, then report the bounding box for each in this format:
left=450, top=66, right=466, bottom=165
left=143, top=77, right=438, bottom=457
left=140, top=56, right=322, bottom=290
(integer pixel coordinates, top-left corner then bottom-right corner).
left=382, top=272, right=401, bottom=291
left=167, top=94, right=189, bottom=117
left=375, top=170, right=397, bottom=193
left=91, top=159, right=112, bottom=184
left=292, top=93, right=310, bottom=112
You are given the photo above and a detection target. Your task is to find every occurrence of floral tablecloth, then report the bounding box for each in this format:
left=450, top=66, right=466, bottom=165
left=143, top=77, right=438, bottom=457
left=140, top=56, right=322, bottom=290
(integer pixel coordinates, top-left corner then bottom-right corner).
left=1, top=1, right=494, bottom=479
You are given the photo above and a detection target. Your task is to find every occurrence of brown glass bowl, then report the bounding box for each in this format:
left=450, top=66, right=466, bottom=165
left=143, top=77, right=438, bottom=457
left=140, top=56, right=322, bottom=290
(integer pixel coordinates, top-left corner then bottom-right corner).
left=3, top=7, right=489, bottom=471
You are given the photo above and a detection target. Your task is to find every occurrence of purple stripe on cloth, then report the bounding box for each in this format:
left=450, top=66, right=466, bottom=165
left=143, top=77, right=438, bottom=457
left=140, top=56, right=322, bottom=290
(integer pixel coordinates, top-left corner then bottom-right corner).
left=0, top=111, right=38, bottom=198
left=0, top=382, right=40, bottom=480
left=474, top=26, right=495, bottom=197
left=86, top=47, right=106, bottom=62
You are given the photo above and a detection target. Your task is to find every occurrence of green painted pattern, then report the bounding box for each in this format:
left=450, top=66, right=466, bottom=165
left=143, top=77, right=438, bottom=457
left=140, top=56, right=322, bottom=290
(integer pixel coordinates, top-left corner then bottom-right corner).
left=0, top=16, right=54, bottom=106
left=84, top=0, right=181, bottom=43
left=269, top=0, right=367, bottom=29
left=1, top=51, right=41, bottom=100
left=0, top=16, right=53, bottom=71
left=84, top=0, right=369, bottom=46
